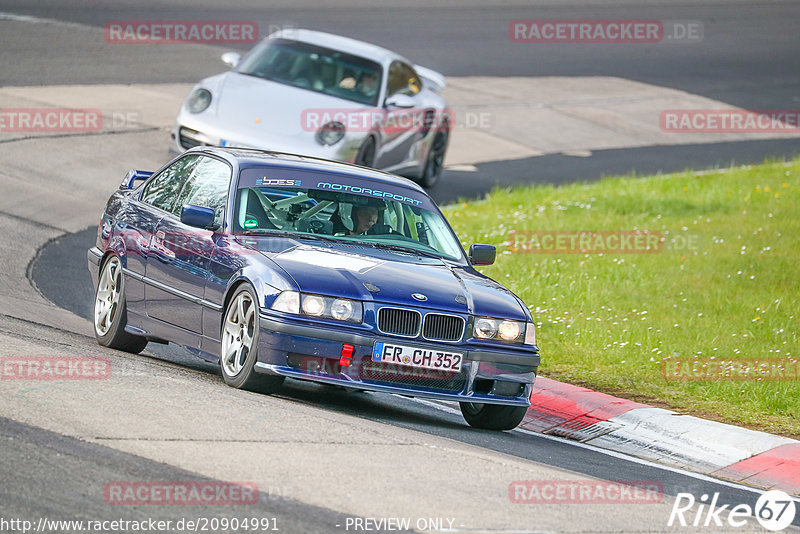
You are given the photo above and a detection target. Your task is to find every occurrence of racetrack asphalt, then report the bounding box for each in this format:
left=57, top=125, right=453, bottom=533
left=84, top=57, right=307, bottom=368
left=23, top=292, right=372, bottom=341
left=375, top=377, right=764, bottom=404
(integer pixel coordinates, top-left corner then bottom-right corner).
left=4, top=1, right=800, bottom=531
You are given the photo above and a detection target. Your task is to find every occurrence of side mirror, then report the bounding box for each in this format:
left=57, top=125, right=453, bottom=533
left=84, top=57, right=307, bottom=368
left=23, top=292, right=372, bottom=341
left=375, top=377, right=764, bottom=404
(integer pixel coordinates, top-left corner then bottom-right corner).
left=181, top=205, right=217, bottom=230
left=120, top=169, right=153, bottom=190
left=469, top=244, right=496, bottom=266
left=221, top=52, right=241, bottom=69
left=385, top=94, right=415, bottom=109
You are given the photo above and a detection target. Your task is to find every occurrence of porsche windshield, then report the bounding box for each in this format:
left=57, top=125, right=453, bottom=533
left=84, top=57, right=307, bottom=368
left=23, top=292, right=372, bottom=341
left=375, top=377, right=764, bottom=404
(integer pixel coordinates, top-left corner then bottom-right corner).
left=235, top=39, right=383, bottom=106
left=233, top=184, right=464, bottom=262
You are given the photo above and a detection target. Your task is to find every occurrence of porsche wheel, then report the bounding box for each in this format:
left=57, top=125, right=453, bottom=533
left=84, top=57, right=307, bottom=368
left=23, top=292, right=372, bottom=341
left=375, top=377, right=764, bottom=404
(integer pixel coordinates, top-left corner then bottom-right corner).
left=421, top=124, right=449, bottom=188
left=354, top=136, right=376, bottom=168
left=94, top=255, right=148, bottom=353
left=460, top=402, right=527, bottom=431
left=220, top=284, right=285, bottom=393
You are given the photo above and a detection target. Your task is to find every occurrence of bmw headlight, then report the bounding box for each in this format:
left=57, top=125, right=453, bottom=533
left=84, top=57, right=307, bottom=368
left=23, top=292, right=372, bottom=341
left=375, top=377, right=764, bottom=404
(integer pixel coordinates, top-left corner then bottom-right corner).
left=473, top=317, right=528, bottom=344
left=330, top=299, right=356, bottom=321
left=271, top=291, right=362, bottom=323
left=316, top=121, right=345, bottom=146
left=186, top=88, right=212, bottom=114
left=474, top=318, right=498, bottom=339
left=301, top=295, right=325, bottom=316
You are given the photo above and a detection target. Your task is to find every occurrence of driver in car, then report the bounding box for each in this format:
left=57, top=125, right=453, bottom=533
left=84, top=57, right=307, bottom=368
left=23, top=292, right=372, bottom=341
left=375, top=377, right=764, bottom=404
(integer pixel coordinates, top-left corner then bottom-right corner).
left=356, top=71, right=379, bottom=99
left=349, top=205, right=379, bottom=235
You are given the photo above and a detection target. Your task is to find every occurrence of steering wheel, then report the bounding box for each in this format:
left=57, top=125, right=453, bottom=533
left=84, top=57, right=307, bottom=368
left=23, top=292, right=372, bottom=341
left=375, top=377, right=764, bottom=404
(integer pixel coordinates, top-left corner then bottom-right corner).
left=308, top=220, right=326, bottom=233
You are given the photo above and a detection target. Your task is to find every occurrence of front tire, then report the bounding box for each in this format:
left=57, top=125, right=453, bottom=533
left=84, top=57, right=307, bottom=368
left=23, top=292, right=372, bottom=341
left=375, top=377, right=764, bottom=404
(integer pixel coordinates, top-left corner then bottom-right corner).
left=354, top=136, right=376, bottom=168
left=220, top=284, right=285, bottom=393
left=94, top=255, right=148, bottom=354
left=460, top=402, right=527, bottom=431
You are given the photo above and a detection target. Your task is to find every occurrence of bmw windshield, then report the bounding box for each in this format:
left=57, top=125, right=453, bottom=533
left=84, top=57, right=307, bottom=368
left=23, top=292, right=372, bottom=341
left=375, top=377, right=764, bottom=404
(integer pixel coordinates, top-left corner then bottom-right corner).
left=234, top=169, right=465, bottom=262
left=235, top=39, right=383, bottom=106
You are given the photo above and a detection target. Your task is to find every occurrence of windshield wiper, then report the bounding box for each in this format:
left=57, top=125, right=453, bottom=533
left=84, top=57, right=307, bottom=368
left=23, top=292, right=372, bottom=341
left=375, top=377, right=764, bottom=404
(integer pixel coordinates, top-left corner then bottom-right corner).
left=239, top=230, right=445, bottom=258
left=367, top=242, right=444, bottom=260
left=240, top=229, right=296, bottom=237
left=238, top=71, right=276, bottom=82
left=240, top=229, right=343, bottom=244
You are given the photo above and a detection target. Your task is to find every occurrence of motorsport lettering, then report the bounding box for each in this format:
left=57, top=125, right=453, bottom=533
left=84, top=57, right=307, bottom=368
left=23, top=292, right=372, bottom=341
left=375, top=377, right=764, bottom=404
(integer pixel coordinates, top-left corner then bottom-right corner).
left=317, top=182, right=422, bottom=205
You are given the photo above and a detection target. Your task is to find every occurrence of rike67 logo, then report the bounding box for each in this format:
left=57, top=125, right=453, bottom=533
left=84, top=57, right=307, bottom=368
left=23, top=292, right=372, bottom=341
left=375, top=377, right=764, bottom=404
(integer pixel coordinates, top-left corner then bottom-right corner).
left=669, top=490, right=797, bottom=531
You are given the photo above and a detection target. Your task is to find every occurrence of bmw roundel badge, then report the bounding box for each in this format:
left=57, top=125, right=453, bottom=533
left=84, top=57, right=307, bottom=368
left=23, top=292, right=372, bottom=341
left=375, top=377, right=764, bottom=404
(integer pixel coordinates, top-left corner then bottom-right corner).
left=412, top=293, right=428, bottom=301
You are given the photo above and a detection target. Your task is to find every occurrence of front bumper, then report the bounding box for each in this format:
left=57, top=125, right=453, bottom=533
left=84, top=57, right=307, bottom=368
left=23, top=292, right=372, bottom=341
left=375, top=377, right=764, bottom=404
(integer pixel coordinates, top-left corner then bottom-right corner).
left=254, top=312, right=539, bottom=406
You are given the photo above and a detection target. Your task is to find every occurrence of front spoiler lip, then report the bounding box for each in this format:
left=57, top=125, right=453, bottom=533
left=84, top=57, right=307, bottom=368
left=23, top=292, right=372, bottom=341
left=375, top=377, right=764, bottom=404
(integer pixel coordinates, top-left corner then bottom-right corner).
left=254, top=362, right=532, bottom=407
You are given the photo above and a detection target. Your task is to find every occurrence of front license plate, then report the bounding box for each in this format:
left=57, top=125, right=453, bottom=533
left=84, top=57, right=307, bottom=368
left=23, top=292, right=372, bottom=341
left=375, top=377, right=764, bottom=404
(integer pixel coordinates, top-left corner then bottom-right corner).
left=372, top=342, right=463, bottom=372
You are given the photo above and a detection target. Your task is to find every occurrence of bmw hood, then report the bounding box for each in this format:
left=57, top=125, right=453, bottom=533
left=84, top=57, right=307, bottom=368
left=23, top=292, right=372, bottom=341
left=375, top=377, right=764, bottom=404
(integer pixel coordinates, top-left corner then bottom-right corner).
left=244, top=239, right=529, bottom=320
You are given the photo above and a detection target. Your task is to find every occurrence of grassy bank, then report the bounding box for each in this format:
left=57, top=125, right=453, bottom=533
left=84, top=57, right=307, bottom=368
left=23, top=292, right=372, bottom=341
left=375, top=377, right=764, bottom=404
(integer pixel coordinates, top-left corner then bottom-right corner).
left=443, top=159, right=800, bottom=437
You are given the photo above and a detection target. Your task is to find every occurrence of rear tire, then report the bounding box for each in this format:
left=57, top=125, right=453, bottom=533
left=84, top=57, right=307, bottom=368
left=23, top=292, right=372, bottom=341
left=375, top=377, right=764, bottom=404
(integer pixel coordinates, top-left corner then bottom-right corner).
left=94, top=255, right=148, bottom=354
left=220, top=284, right=285, bottom=394
left=460, top=402, right=527, bottom=431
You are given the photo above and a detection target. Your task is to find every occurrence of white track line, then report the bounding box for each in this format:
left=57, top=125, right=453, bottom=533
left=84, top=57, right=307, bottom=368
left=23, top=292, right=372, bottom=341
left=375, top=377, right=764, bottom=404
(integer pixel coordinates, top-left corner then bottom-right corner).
left=408, top=396, right=800, bottom=502
left=0, top=11, right=91, bottom=30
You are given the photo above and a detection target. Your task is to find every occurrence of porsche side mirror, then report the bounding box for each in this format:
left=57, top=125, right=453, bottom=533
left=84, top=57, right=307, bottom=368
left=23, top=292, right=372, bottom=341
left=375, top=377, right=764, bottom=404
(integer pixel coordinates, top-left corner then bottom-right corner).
left=385, top=94, right=415, bottom=109
left=469, top=244, right=496, bottom=266
left=221, top=52, right=241, bottom=69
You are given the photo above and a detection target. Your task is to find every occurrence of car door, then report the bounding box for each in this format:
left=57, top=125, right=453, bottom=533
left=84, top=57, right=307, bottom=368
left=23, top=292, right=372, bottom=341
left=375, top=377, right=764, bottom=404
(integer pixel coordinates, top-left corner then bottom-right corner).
left=375, top=60, right=425, bottom=171
left=145, top=155, right=232, bottom=336
left=125, top=154, right=200, bottom=319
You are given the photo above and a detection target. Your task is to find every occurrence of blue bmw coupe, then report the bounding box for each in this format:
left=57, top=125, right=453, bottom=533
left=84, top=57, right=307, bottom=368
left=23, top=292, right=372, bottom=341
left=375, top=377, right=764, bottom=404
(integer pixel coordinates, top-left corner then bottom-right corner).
left=88, top=147, right=540, bottom=430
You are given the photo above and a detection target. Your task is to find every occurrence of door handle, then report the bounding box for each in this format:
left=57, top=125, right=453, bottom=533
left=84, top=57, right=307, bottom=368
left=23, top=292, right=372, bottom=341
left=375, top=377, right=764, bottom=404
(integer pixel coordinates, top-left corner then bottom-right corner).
left=151, top=230, right=175, bottom=259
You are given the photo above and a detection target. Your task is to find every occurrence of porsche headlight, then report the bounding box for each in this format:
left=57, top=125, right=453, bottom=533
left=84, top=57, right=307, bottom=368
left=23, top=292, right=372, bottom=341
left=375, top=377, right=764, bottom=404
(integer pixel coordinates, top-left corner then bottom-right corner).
left=186, top=88, right=212, bottom=114
left=272, top=291, right=362, bottom=323
left=473, top=317, right=526, bottom=343
left=316, top=121, right=345, bottom=146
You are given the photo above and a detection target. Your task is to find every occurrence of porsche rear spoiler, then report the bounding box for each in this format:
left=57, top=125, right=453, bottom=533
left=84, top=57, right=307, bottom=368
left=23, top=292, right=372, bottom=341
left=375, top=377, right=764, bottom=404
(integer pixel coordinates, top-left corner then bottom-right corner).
left=414, top=65, right=446, bottom=93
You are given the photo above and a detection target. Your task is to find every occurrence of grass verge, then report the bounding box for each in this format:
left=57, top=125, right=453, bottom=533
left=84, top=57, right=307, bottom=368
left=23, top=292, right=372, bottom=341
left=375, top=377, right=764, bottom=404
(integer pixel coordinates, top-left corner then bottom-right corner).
left=443, top=158, right=800, bottom=437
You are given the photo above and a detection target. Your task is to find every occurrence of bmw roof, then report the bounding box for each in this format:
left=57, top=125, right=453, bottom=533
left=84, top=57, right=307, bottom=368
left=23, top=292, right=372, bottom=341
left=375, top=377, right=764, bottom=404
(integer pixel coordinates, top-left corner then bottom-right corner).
left=188, top=146, right=427, bottom=193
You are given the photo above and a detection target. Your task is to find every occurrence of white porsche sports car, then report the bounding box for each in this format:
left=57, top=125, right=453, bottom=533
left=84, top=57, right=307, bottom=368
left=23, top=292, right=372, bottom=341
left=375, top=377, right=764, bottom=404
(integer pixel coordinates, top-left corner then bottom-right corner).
left=172, top=29, right=451, bottom=187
